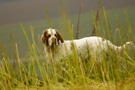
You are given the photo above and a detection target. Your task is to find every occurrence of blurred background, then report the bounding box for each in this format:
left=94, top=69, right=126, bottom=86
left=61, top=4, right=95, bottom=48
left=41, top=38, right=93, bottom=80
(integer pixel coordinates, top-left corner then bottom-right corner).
left=0, top=0, right=135, bottom=59
left=0, top=0, right=135, bottom=24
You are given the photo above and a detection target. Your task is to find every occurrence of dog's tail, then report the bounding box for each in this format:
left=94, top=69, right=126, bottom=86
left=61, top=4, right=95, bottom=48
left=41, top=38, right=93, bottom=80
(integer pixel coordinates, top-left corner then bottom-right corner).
left=107, top=41, right=134, bottom=52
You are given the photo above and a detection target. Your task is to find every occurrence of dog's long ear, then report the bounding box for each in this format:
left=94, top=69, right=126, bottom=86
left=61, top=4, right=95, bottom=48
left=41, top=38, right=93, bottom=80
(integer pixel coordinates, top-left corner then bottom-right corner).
left=55, top=30, right=64, bottom=43
left=41, top=34, right=45, bottom=44
left=41, top=30, right=48, bottom=45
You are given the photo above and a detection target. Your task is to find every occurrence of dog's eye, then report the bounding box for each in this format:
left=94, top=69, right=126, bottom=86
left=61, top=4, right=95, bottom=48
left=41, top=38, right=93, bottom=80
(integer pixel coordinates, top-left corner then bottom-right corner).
left=47, top=34, right=51, bottom=38
left=55, top=34, right=58, bottom=37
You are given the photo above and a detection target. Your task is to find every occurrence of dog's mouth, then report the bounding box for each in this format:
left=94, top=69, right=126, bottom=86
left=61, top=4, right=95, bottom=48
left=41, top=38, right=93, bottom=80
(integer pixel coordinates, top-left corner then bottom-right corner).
left=50, top=38, right=57, bottom=48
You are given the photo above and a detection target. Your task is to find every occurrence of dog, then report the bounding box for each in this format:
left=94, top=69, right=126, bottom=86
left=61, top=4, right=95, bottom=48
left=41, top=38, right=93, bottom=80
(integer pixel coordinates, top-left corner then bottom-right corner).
left=41, top=28, right=133, bottom=63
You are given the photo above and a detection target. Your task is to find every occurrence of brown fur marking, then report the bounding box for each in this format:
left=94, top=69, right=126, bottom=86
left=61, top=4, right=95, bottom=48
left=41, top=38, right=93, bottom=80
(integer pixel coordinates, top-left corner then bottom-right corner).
left=55, top=30, right=64, bottom=43
left=41, top=30, right=49, bottom=46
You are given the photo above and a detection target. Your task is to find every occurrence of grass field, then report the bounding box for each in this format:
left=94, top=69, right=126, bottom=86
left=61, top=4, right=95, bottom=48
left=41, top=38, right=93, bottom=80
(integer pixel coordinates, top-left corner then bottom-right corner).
left=0, top=5, right=135, bottom=90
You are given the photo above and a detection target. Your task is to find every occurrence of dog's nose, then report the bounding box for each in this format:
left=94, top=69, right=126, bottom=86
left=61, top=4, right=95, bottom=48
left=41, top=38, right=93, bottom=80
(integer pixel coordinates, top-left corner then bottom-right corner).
left=52, top=38, right=56, bottom=43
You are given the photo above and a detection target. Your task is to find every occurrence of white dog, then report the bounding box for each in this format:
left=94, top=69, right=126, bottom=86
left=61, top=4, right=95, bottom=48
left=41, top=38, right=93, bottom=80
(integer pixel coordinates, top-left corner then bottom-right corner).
left=41, top=28, right=133, bottom=63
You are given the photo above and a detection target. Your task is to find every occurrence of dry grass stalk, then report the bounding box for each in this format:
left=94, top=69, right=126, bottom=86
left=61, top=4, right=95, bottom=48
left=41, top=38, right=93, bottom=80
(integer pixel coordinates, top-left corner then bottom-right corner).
left=75, top=4, right=83, bottom=39
left=91, top=10, right=100, bottom=36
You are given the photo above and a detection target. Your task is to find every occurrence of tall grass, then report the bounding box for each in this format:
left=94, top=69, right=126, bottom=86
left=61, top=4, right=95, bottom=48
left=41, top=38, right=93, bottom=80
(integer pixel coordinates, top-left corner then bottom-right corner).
left=0, top=2, right=135, bottom=90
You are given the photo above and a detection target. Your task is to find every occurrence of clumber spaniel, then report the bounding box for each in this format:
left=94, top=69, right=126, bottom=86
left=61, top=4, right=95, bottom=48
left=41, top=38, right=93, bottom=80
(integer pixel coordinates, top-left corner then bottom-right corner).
left=41, top=28, right=133, bottom=63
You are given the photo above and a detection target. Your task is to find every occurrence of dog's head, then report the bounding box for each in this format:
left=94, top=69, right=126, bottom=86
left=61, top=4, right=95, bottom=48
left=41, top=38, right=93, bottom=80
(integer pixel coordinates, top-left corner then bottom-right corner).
left=41, top=28, right=64, bottom=47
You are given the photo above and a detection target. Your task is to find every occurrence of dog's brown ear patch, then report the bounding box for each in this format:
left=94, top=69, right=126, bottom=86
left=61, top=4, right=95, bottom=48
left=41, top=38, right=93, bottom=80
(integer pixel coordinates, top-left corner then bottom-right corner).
left=41, top=30, right=49, bottom=46
left=41, top=34, right=45, bottom=44
left=55, top=30, right=64, bottom=43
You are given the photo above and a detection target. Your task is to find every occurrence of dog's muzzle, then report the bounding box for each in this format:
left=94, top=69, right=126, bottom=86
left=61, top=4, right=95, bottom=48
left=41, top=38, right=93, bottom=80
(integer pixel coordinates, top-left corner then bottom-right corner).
left=51, top=38, right=56, bottom=46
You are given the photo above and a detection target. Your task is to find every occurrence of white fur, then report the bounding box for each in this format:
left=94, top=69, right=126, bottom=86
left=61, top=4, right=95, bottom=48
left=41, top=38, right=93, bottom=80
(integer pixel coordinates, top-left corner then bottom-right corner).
left=47, top=28, right=58, bottom=46
left=42, top=29, right=133, bottom=63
